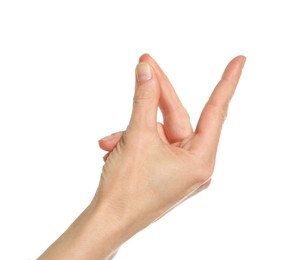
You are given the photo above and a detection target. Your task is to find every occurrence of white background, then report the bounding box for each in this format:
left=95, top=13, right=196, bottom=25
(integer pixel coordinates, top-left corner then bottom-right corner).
left=0, top=0, right=297, bottom=259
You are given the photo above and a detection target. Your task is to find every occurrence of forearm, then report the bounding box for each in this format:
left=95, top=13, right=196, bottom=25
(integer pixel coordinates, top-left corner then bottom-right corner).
left=38, top=199, right=129, bottom=260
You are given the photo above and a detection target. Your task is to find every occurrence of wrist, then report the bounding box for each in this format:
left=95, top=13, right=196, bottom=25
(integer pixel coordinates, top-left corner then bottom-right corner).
left=90, top=192, right=141, bottom=245
left=81, top=200, right=130, bottom=259
left=91, top=185, right=158, bottom=244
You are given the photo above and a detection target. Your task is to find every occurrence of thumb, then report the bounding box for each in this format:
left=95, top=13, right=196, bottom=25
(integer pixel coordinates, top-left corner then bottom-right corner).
left=128, top=62, right=160, bottom=131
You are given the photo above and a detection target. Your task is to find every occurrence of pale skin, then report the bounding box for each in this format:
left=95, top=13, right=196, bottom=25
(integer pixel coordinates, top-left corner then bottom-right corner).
left=38, top=54, right=246, bottom=260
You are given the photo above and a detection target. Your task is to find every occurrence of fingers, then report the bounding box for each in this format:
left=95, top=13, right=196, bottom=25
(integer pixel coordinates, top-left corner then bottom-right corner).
left=192, top=56, right=246, bottom=155
left=103, top=152, right=110, bottom=162
left=98, top=131, right=123, bottom=151
left=156, top=123, right=170, bottom=144
left=128, top=62, right=160, bottom=132
left=98, top=123, right=169, bottom=153
left=139, top=54, right=193, bottom=143
left=99, top=124, right=167, bottom=162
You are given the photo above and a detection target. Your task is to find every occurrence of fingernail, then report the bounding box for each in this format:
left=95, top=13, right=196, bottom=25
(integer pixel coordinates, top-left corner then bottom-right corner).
left=136, top=62, right=152, bottom=82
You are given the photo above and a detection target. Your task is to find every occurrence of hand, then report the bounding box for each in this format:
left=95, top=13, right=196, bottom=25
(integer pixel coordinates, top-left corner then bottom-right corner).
left=96, top=54, right=246, bottom=235
left=38, top=54, right=245, bottom=260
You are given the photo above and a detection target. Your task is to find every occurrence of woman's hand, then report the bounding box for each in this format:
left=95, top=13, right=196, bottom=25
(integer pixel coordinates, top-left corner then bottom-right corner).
left=38, top=54, right=245, bottom=260
left=96, top=54, right=245, bottom=236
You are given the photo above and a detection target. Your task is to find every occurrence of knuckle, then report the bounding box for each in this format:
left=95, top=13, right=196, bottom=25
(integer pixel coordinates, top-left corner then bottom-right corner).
left=133, top=88, right=154, bottom=104
left=206, top=101, right=229, bottom=123
left=220, top=104, right=229, bottom=122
